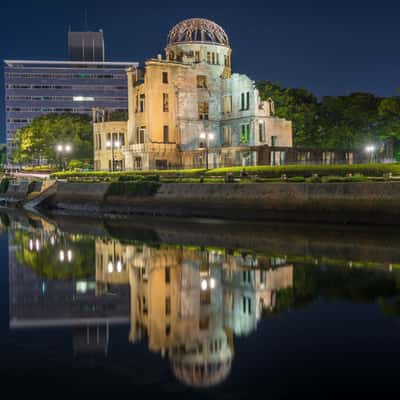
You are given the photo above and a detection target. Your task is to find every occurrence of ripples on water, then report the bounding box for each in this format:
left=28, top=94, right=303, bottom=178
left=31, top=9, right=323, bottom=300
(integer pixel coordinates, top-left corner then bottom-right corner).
left=1, top=211, right=400, bottom=395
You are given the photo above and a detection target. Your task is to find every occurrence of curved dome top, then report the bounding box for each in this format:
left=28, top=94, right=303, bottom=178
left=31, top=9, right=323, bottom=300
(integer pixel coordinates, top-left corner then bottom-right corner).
left=167, top=18, right=229, bottom=47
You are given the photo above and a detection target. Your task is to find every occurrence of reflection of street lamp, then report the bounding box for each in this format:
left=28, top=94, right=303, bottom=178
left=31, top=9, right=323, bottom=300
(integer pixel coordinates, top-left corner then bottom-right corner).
left=59, top=249, right=73, bottom=263
left=199, top=133, right=214, bottom=170
left=365, top=145, right=376, bottom=163
left=56, top=143, right=72, bottom=170
left=201, top=277, right=216, bottom=291
left=107, top=241, right=124, bottom=274
left=106, top=139, right=120, bottom=172
left=29, top=238, right=41, bottom=252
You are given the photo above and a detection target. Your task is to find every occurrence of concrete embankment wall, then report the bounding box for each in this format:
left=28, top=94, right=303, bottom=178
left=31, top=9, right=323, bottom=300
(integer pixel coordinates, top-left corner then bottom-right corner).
left=44, top=181, right=400, bottom=224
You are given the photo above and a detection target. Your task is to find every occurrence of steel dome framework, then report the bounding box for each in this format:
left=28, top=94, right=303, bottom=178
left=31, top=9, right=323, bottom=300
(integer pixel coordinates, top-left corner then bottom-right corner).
left=167, top=18, right=230, bottom=47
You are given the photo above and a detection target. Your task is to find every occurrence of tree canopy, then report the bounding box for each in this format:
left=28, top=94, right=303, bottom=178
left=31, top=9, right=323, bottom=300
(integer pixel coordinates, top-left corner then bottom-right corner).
left=12, top=113, right=92, bottom=164
left=257, top=81, right=400, bottom=156
left=0, top=144, right=6, bottom=166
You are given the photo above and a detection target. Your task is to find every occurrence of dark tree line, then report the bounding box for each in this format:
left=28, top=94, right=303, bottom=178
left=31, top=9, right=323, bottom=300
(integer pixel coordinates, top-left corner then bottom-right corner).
left=257, top=81, right=400, bottom=158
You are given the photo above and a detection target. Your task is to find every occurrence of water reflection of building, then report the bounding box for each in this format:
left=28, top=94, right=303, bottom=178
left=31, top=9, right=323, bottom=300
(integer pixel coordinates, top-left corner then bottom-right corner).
left=8, top=222, right=292, bottom=386
left=8, top=228, right=130, bottom=357
left=95, top=240, right=293, bottom=387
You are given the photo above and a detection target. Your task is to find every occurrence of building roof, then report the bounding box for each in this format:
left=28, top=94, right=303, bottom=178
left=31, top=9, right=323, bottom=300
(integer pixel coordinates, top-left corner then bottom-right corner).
left=4, top=60, right=138, bottom=68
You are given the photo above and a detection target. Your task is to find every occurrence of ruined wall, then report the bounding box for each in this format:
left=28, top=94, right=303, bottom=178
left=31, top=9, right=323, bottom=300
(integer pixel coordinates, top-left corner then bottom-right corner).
left=93, top=120, right=127, bottom=171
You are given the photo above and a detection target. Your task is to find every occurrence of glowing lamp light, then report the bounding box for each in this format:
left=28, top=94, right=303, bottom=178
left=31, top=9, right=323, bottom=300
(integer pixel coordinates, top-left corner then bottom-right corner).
left=59, top=250, right=65, bottom=262
left=35, top=239, right=40, bottom=251
left=67, top=249, right=73, bottom=262
left=73, top=96, right=94, bottom=102
left=365, top=145, right=375, bottom=153
left=29, top=239, right=33, bottom=251
left=209, top=278, right=216, bottom=289
left=56, top=144, right=63, bottom=152
left=200, top=132, right=206, bottom=140
left=116, top=260, right=122, bottom=273
left=208, top=133, right=215, bottom=141
left=108, top=261, right=114, bottom=274
left=201, top=279, right=208, bottom=291
left=65, top=144, right=72, bottom=153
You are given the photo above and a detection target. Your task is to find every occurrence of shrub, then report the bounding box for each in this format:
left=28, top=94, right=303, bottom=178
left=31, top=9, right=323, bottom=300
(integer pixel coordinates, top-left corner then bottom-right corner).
left=306, top=175, right=321, bottom=183
left=118, top=174, right=160, bottom=182
left=67, top=159, right=91, bottom=171
left=205, top=163, right=400, bottom=178
left=106, top=181, right=161, bottom=197
left=287, top=176, right=306, bottom=182
left=118, top=175, right=145, bottom=182
left=50, top=163, right=400, bottom=182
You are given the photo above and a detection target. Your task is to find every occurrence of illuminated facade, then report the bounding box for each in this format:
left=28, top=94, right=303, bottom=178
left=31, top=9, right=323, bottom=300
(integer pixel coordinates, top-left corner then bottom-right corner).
left=93, top=18, right=292, bottom=171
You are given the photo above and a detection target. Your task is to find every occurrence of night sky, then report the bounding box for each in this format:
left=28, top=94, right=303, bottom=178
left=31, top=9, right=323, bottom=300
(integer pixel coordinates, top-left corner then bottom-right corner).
left=1, top=0, right=400, bottom=141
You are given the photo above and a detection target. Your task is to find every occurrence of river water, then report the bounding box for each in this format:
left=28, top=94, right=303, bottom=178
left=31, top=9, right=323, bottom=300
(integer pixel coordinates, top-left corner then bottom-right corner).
left=0, top=211, right=399, bottom=396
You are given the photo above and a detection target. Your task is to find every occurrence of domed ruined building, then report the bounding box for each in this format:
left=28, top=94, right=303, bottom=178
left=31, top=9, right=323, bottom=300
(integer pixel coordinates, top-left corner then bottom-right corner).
left=93, top=18, right=293, bottom=170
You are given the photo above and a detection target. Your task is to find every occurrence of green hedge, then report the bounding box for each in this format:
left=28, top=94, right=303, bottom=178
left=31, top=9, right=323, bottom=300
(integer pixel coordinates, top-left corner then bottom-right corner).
left=205, top=163, right=400, bottom=178
left=106, top=181, right=161, bottom=197
left=51, top=168, right=205, bottom=180
left=118, top=174, right=160, bottom=182
left=51, top=163, right=400, bottom=181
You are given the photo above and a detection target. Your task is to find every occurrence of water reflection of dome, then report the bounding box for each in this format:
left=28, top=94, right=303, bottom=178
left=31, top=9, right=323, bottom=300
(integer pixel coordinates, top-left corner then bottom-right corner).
left=170, top=331, right=233, bottom=388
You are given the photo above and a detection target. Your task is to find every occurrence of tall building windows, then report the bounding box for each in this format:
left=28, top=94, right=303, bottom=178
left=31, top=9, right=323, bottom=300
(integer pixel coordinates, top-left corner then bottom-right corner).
left=195, top=51, right=200, bottom=63
left=139, top=94, right=145, bottom=112
left=223, top=95, right=232, bottom=113
left=240, top=124, right=250, bottom=144
left=216, top=53, right=220, bottom=65
left=163, top=93, right=169, bottom=112
left=258, top=121, right=265, bottom=142
left=242, top=270, right=251, bottom=283
left=136, top=126, right=145, bottom=143
left=163, top=125, right=169, bottom=143
left=165, top=266, right=170, bottom=283
left=162, top=72, right=168, bottom=83
left=207, top=52, right=211, bottom=64
left=223, top=126, right=232, bottom=145
left=95, top=133, right=102, bottom=150
left=212, top=52, right=215, bottom=64
left=240, top=92, right=250, bottom=111
left=242, top=296, right=252, bottom=314
left=198, top=102, right=209, bottom=120
left=119, top=132, right=125, bottom=146
left=165, top=296, right=171, bottom=315
left=197, top=75, right=207, bottom=88
left=271, top=135, right=277, bottom=146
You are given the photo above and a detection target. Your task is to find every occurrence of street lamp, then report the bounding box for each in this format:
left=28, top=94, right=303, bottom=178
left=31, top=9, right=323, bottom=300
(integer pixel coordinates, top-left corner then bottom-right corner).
left=106, top=139, right=121, bottom=172
left=365, top=145, right=376, bottom=163
left=199, top=132, right=214, bottom=170
left=56, top=143, right=72, bottom=170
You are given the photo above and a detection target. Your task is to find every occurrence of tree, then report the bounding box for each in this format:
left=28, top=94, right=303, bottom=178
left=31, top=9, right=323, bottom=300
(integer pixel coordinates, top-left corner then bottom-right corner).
left=12, top=113, right=92, bottom=165
left=257, top=81, right=400, bottom=154
left=0, top=145, right=6, bottom=166
left=257, top=81, right=320, bottom=147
